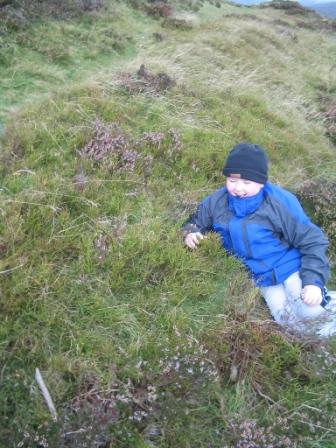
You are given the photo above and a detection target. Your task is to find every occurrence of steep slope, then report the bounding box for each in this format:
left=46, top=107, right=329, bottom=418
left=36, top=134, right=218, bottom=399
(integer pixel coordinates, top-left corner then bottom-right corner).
left=0, top=1, right=336, bottom=446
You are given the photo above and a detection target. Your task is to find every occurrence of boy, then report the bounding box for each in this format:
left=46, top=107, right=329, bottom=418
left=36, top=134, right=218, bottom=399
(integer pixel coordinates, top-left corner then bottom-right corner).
left=183, top=143, right=336, bottom=337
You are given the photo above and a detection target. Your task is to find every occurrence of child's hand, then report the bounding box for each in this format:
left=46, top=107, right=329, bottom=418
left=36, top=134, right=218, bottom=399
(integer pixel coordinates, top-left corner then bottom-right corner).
left=184, top=232, right=204, bottom=250
left=301, top=285, right=322, bottom=306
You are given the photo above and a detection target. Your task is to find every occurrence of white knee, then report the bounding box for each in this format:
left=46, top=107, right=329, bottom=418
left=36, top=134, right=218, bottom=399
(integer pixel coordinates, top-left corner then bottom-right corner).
left=260, top=284, right=288, bottom=325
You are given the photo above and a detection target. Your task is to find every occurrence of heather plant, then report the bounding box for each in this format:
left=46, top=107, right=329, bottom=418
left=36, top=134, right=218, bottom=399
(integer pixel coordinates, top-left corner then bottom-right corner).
left=226, top=417, right=293, bottom=448
left=0, top=0, right=105, bottom=26
left=77, top=118, right=183, bottom=176
left=296, top=178, right=336, bottom=265
left=144, top=1, right=173, bottom=18
left=204, top=319, right=308, bottom=389
left=79, top=119, right=140, bottom=171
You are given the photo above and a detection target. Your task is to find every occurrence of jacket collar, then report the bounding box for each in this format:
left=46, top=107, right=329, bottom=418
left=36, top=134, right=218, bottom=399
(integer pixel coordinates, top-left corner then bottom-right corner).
left=228, top=188, right=265, bottom=217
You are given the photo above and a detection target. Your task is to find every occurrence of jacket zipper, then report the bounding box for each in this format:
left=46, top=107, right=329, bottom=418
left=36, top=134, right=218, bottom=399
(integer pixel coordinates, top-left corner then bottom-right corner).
left=242, top=218, right=252, bottom=259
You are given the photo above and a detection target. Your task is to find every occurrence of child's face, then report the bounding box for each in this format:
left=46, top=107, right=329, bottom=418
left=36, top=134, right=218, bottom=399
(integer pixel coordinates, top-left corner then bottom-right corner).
left=226, top=176, right=264, bottom=198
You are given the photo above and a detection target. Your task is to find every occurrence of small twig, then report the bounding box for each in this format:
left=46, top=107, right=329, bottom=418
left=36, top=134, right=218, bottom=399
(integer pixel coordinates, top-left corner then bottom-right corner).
left=254, top=386, right=287, bottom=411
left=282, top=401, right=323, bottom=416
left=291, top=416, right=336, bottom=434
left=13, top=169, right=36, bottom=176
left=5, top=199, right=59, bottom=212
left=63, top=428, right=87, bottom=436
left=0, top=264, right=24, bottom=275
left=35, top=368, right=57, bottom=421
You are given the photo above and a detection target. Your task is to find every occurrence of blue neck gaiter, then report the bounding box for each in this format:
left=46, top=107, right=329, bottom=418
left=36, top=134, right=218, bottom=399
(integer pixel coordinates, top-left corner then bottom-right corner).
left=228, top=188, right=265, bottom=218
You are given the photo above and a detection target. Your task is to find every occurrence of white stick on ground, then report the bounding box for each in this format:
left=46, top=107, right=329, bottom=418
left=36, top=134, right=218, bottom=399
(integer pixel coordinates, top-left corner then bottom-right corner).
left=35, top=368, right=58, bottom=421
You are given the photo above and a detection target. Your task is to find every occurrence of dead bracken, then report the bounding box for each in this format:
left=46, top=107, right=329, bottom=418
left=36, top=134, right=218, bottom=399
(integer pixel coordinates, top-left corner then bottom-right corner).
left=137, top=64, right=175, bottom=92
left=117, top=64, right=175, bottom=96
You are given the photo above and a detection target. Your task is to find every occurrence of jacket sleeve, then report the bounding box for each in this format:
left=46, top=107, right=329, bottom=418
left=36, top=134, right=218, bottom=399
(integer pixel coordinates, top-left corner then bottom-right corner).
left=182, top=197, right=213, bottom=235
left=275, top=193, right=330, bottom=288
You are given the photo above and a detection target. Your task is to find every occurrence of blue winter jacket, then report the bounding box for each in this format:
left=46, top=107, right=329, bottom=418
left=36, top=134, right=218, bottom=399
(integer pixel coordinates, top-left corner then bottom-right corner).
left=183, top=182, right=329, bottom=288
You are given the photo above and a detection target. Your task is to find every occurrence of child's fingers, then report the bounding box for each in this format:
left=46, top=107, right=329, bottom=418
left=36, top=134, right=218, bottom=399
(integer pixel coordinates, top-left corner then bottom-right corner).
left=302, top=296, right=322, bottom=306
left=303, top=296, right=321, bottom=306
left=186, top=237, right=196, bottom=249
left=301, top=285, right=322, bottom=306
left=185, top=232, right=204, bottom=249
left=194, top=232, right=204, bottom=241
left=186, top=233, right=201, bottom=249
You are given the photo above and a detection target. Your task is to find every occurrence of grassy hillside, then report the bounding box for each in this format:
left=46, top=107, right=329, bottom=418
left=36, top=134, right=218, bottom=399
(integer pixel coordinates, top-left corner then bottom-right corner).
left=1, top=1, right=336, bottom=446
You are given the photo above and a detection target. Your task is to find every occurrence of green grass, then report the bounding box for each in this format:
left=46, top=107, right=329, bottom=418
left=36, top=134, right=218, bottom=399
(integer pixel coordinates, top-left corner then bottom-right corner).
left=1, top=1, right=336, bottom=446
left=0, top=2, right=162, bottom=133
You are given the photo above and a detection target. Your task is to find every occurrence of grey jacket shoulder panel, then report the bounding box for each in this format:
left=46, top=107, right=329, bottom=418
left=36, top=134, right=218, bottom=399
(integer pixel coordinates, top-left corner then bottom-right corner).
left=183, top=187, right=229, bottom=234
left=263, top=189, right=329, bottom=287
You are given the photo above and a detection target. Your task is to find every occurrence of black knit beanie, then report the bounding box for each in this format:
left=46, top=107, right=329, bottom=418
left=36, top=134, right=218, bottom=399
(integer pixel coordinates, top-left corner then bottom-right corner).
left=222, top=143, right=268, bottom=184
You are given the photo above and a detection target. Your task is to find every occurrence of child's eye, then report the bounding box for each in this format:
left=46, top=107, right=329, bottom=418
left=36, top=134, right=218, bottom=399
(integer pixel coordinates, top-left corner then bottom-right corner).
left=243, top=181, right=251, bottom=185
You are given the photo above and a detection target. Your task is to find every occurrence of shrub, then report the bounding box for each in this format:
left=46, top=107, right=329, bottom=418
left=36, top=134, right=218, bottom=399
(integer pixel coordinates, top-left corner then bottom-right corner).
left=0, top=0, right=105, bottom=29
left=144, top=1, right=173, bottom=18
left=324, top=102, right=336, bottom=144
left=162, top=17, right=193, bottom=30
left=77, top=118, right=182, bottom=177
left=204, top=320, right=305, bottom=388
left=226, top=417, right=293, bottom=448
left=314, top=91, right=336, bottom=143
left=78, top=120, right=140, bottom=172
left=296, top=178, right=336, bottom=263
left=260, top=1, right=316, bottom=16
left=117, top=64, right=176, bottom=96
left=0, top=4, right=28, bottom=31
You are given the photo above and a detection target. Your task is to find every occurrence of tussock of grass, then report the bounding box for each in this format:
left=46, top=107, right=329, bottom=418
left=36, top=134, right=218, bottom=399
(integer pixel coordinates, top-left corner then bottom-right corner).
left=1, top=1, right=336, bottom=446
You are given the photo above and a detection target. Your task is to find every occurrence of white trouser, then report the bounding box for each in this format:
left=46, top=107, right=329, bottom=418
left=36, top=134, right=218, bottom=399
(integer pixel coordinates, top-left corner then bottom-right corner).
left=259, top=271, right=326, bottom=328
